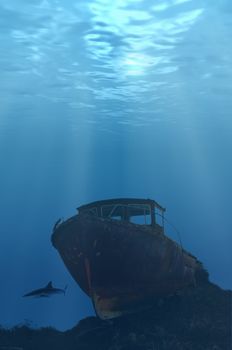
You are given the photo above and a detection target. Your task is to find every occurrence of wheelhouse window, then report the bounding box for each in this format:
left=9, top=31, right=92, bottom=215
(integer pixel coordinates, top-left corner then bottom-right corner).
left=154, top=207, right=164, bottom=227
left=127, top=204, right=151, bottom=225
left=101, top=205, right=125, bottom=221
left=83, top=207, right=98, bottom=216
left=100, top=203, right=152, bottom=225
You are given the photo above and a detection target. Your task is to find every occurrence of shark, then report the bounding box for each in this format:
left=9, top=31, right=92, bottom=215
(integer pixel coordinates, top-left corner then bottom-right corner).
left=23, top=281, right=67, bottom=298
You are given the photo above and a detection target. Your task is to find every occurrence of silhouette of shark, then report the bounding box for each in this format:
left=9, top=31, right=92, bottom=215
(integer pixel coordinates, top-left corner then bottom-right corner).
left=23, top=281, right=67, bottom=298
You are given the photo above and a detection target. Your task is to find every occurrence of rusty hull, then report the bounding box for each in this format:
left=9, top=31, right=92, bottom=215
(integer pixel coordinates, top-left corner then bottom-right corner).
left=51, top=214, right=202, bottom=320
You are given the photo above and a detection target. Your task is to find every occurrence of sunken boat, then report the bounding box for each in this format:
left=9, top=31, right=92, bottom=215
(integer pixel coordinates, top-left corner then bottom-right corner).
left=51, top=198, right=207, bottom=320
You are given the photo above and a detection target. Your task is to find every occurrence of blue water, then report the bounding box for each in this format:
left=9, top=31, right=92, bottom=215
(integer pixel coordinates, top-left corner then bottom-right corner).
left=0, top=0, right=232, bottom=330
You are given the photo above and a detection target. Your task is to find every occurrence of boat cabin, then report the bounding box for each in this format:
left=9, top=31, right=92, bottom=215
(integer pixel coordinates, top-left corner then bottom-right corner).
left=77, top=198, right=165, bottom=232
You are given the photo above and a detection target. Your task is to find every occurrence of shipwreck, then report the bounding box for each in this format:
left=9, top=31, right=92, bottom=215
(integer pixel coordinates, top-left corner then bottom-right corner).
left=51, top=198, right=207, bottom=320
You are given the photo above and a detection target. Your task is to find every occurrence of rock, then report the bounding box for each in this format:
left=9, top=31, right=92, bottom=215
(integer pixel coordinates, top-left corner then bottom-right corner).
left=0, top=281, right=231, bottom=350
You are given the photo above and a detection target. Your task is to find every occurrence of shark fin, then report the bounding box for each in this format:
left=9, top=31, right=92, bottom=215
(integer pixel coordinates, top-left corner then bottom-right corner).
left=46, top=281, right=53, bottom=289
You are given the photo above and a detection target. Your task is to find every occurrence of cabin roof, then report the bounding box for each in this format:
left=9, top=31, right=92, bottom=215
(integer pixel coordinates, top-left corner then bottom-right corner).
left=77, top=198, right=166, bottom=212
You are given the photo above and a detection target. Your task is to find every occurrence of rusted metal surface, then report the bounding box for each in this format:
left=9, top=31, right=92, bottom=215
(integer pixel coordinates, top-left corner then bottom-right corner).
left=52, top=211, right=204, bottom=320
